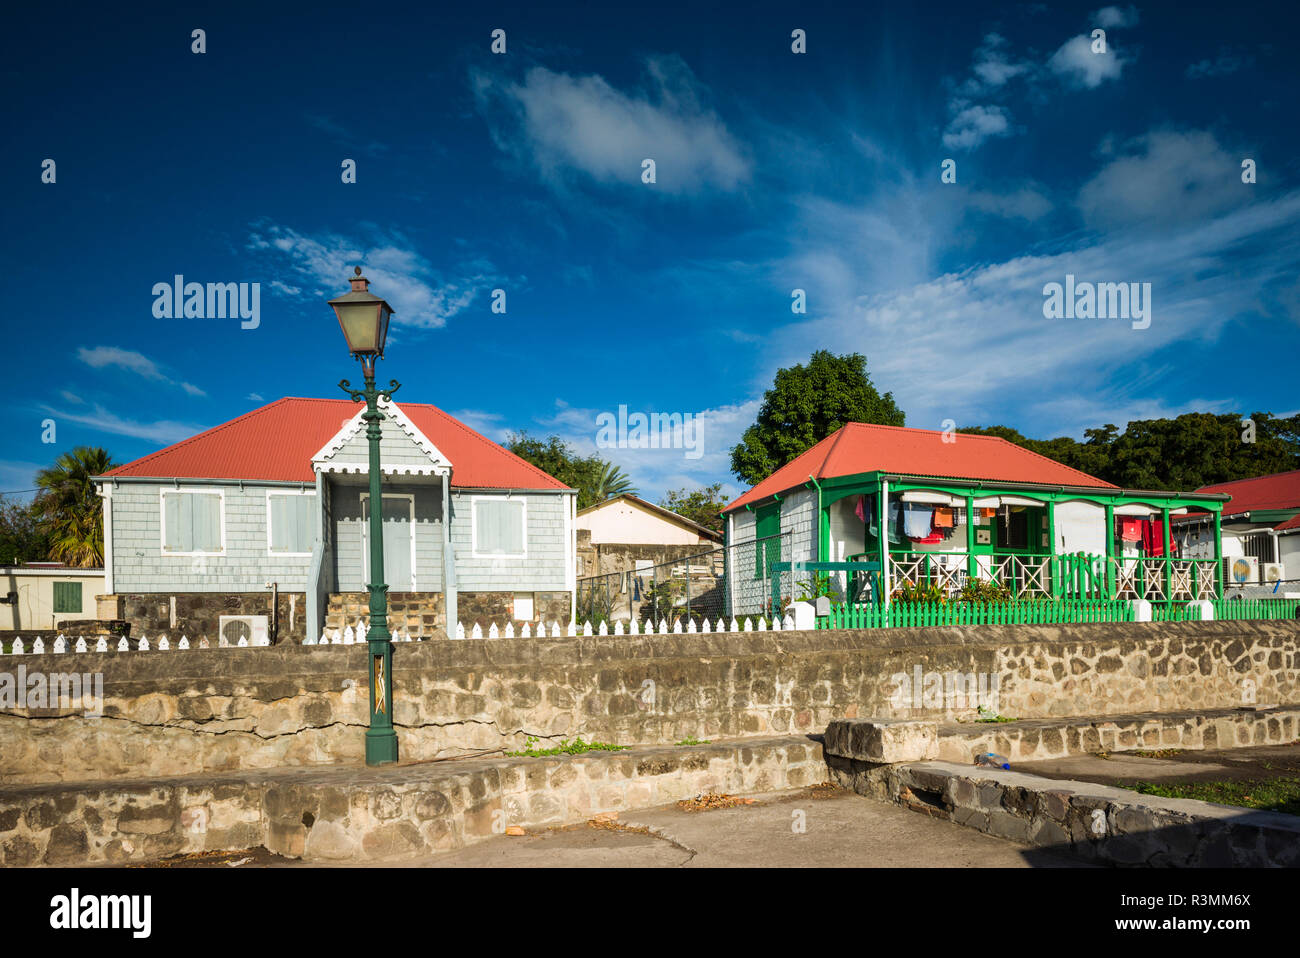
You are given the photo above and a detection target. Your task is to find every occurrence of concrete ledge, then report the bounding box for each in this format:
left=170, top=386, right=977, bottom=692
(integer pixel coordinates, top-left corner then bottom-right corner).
left=829, top=759, right=1300, bottom=867
left=0, top=736, right=827, bottom=867
left=824, top=718, right=938, bottom=763
left=938, top=706, right=1300, bottom=764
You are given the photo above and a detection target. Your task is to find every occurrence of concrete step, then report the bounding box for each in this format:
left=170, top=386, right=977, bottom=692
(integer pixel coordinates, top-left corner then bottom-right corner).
left=0, top=736, right=826, bottom=867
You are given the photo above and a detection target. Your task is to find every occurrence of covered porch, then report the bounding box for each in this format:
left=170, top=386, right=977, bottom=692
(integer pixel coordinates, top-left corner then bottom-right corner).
left=811, top=472, right=1228, bottom=605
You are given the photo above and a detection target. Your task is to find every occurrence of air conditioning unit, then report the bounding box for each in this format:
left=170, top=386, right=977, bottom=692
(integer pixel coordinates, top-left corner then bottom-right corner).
left=219, top=615, right=269, bottom=647
left=1262, top=563, right=1285, bottom=586
left=1227, top=556, right=1259, bottom=585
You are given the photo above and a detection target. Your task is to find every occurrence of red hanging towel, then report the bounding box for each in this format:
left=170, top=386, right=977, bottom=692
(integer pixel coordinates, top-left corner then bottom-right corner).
left=1119, top=518, right=1141, bottom=542
left=854, top=495, right=866, bottom=522
left=1141, top=519, right=1165, bottom=557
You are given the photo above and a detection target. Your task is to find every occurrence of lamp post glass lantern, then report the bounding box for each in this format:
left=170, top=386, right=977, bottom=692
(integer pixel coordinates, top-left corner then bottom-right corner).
left=332, top=267, right=400, bottom=766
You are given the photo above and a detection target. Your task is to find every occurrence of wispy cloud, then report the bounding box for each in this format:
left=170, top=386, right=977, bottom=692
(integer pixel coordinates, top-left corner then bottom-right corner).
left=1186, top=49, right=1254, bottom=79
left=77, top=346, right=205, bottom=397
left=39, top=403, right=203, bottom=444
left=1077, top=129, right=1246, bottom=231
left=1092, top=5, right=1139, bottom=29
left=473, top=54, right=751, bottom=195
left=247, top=223, right=496, bottom=329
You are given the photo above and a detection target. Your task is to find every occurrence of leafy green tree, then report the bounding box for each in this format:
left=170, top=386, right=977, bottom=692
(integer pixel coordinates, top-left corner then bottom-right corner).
left=963, top=413, right=1300, bottom=490
left=505, top=432, right=636, bottom=510
left=730, top=351, right=905, bottom=485
left=0, top=496, right=50, bottom=565
left=593, top=461, right=637, bottom=502
left=31, top=447, right=115, bottom=567
left=659, top=483, right=728, bottom=534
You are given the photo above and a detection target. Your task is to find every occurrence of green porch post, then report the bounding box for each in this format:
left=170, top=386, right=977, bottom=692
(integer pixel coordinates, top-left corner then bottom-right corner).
left=879, top=479, right=890, bottom=607
left=1170, top=504, right=1180, bottom=600
left=1104, top=504, right=1115, bottom=599
left=1213, top=508, right=1223, bottom=597
left=1046, top=499, right=1057, bottom=597
left=965, top=494, right=976, bottom=582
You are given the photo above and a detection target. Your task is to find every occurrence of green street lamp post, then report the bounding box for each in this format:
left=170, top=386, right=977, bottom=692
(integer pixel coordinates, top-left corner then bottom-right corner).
left=330, top=267, right=400, bottom=766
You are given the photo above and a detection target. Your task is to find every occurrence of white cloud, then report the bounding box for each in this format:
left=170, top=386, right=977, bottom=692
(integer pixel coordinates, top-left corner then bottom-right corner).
left=969, top=33, right=1032, bottom=90
left=1049, top=34, right=1126, bottom=89
left=247, top=392, right=265, bottom=402
left=248, top=224, right=494, bottom=329
left=762, top=187, right=1300, bottom=438
left=964, top=186, right=1053, bottom=221
left=943, top=104, right=1013, bottom=151
left=40, top=403, right=202, bottom=445
left=473, top=55, right=750, bottom=195
left=1186, top=50, right=1253, bottom=79
left=1093, top=5, right=1139, bottom=29
left=523, top=397, right=759, bottom=502
left=77, top=346, right=205, bottom=397
left=1077, top=130, right=1244, bottom=230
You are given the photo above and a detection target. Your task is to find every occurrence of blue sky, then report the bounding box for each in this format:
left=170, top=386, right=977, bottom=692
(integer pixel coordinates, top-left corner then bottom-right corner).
left=4, top=0, right=1297, bottom=502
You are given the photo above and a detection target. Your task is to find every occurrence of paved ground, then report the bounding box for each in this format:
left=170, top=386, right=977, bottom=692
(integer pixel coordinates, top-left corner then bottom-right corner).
left=414, top=786, right=1086, bottom=868
left=131, top=784, right=1086, bottom=868
left=1014, top=743, right=1300, bottom=787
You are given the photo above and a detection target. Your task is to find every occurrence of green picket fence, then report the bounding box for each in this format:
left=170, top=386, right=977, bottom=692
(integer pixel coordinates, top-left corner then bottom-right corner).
left=820, top=597, right=1300, bottom=629
left=819, top=598, right=1137, bottom=629
left=1211, top=598, right=1300, bottom=620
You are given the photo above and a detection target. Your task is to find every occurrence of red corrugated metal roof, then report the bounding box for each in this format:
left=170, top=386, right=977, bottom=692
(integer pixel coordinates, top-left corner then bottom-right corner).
left=1274, top=514, right=1300, bottom=532
left=100, top=397, right=569, bottom=490
left=724, top=422, right=1117, bottom=513
left=1196, top=469, right=1300, bottom=517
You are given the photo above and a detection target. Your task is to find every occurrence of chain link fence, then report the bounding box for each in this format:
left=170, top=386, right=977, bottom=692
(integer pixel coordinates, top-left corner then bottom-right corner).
left=575, top=533, right=791, bottom=629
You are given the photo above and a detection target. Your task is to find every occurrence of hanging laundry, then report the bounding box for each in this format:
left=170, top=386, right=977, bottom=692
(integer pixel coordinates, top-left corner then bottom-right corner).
left=902, top=504, right=934, bottom=539
left=854, top=495, right=866, bottom=522
left=1140, top=519, right=1166, bottom=557
left=932, top=507, right=954, bottom=528
left=1119, top=518, right=1142, bottom=542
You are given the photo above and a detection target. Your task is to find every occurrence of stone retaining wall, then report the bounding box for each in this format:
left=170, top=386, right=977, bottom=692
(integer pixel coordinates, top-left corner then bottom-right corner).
left=0, top=736, right=825, bottom=866
left=1, top=620, right=1296, bottom=785
left=827, top=759, right=1300, bottom=867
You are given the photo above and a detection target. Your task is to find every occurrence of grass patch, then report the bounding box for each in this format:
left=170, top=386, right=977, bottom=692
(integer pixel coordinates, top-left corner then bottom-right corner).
left=1120, top=777, right=1300, bottom=816
left=506, top=736, right=628, bottom=758
left=675, top=737, right=711, bottom=746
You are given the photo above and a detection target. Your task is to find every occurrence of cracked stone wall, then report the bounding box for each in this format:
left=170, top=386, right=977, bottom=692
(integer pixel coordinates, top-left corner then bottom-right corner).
left=1, top=620, right=1296, bottom=785
left=0, top=737, right=825, bottom=866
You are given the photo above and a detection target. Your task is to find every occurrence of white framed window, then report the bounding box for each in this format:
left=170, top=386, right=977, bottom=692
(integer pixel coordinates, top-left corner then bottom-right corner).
left=160, top=488, right=225, bottom=556
left=471, top=496, right=526, bottom=558
left=267, top=490, right=316, bottom=556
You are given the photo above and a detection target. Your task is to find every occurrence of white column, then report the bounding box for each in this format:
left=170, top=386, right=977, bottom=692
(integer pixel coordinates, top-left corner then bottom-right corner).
left=99, top=483, right=114, bottom=595
left=442, top=476, right=457, bottom=634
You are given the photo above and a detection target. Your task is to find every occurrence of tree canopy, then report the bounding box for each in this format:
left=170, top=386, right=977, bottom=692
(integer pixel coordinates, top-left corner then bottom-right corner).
left=504, top=432, right=637, bottom=511
left=31, top=446, right=115, bottom=567
left=961, top=413, right=1300, bottom=490
left=659, top=483, right=728, bottom=534
left=729, top=351, right=905, bottom=485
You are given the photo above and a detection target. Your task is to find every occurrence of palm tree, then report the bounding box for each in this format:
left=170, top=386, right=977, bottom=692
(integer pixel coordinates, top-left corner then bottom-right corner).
left=592, top=461, right=637, bottom=503
left=32, top=447, right=115, bottom=568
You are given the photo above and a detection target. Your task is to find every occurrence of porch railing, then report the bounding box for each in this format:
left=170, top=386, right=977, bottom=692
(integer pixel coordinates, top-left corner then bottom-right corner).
left=880, top=550, right=1219, bottom=603
left=820, top=598, right=1136, bottom=629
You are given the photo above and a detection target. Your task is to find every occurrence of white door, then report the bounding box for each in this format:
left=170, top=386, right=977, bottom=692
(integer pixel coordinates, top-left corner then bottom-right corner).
left=361, top=494, right=415, bottom=592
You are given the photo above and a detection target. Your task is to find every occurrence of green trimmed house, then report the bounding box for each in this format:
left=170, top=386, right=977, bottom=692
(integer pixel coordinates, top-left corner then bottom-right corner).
left=721, top=423, right=1231, bottom=621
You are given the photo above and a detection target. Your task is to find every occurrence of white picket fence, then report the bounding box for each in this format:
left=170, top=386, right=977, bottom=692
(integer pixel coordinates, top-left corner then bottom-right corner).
left=0, top=613, right=797, bottom=654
